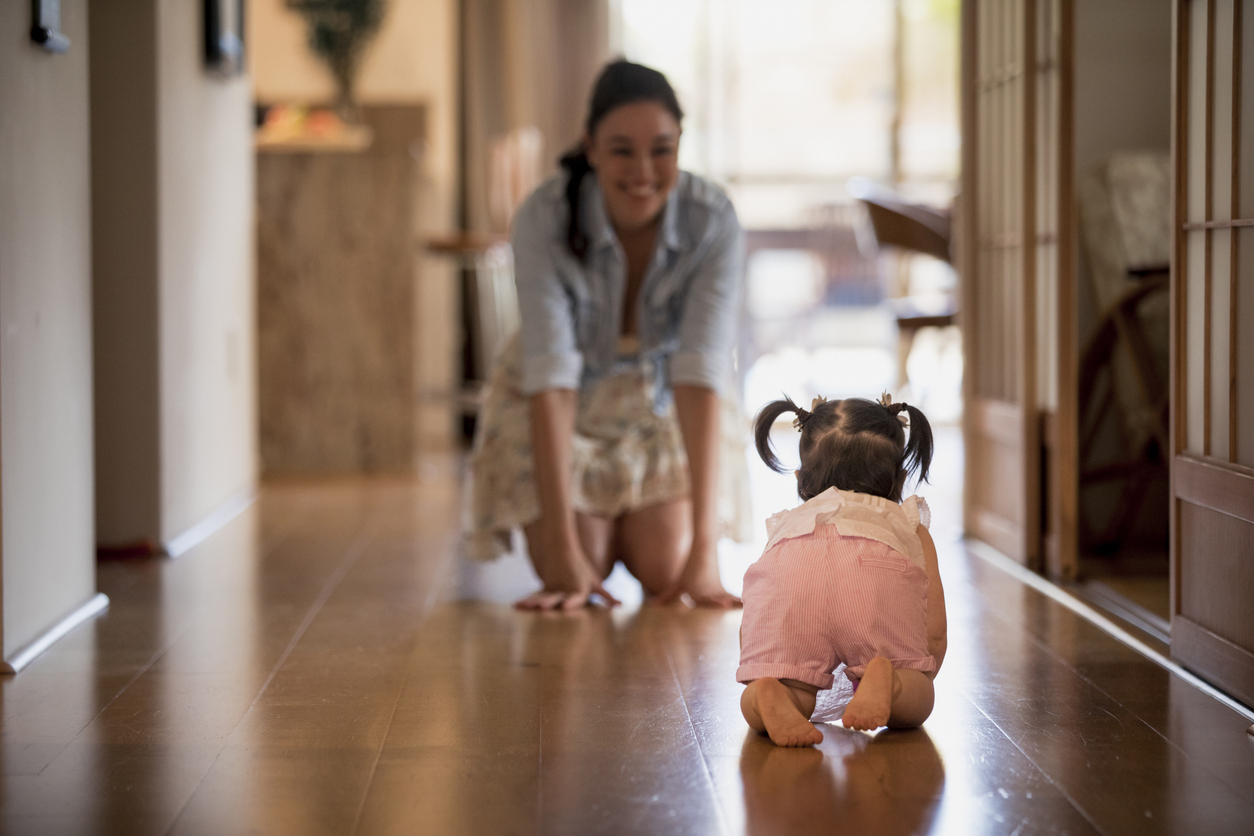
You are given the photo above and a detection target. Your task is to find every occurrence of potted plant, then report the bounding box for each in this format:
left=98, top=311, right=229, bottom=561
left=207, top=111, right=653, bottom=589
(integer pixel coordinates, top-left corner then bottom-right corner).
left=289, top=0, right=386, bottom=123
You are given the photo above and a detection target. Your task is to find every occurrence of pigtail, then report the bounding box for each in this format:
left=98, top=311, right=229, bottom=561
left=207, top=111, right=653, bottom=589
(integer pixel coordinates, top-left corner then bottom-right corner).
left=900, top=404, right=934, bottom=488
left=559, top=148, right=592, bottom=261
left=753, top=397, right=803, bottom=474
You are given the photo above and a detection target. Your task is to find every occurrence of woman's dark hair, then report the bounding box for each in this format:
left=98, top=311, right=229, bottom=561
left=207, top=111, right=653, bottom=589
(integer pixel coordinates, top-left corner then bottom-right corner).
left=753, top=395, right=934, bottom=503
left=559, top=60, right=684, bottom=260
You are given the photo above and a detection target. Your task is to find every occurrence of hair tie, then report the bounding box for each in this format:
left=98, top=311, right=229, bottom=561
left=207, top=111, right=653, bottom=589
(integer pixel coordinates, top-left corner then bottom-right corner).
left=879, top=391, right=909, bottom=426
left=793, top=395, right=828, bottom=431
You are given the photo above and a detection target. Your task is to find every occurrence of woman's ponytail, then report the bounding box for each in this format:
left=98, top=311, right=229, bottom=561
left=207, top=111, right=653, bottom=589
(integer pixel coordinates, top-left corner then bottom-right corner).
left=560, top=148, right=592, bottom=261
left=753, top=397, right=803, bottom=474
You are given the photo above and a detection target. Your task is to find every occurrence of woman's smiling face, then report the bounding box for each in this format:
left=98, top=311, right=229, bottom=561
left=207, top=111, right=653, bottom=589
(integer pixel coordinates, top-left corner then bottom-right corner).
left=585, top=100, right=681, bottom=235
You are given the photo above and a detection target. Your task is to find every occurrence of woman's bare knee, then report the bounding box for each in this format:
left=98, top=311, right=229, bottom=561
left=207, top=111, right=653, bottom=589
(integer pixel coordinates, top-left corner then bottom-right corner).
left=616, top=500, right=692, bottom=594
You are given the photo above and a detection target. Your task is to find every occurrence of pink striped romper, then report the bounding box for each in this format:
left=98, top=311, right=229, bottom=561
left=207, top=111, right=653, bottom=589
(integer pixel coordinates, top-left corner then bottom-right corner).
left=736, top=488, right=935, bottom=690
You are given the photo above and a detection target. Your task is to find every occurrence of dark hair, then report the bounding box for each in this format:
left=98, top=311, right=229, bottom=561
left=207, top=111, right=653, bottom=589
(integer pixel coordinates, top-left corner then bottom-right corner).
left=559, top=60, right=684, bottom=260
left=753, top=395, right=934, bottom=503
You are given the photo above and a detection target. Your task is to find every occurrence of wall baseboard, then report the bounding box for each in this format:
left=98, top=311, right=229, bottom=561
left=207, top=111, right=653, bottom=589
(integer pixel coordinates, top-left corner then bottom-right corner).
left=163, top=486, right=256, bottom=559
left=2, top=593, right=111, bottom=674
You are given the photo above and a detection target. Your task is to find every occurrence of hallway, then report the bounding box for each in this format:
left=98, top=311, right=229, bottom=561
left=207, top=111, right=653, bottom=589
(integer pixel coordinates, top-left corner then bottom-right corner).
left=4, top=459, right=1253, bottom=835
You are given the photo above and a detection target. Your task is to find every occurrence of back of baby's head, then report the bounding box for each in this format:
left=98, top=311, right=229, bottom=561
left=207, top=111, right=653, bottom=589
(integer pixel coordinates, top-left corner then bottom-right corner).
left=753, top=394, right=934, bottom=502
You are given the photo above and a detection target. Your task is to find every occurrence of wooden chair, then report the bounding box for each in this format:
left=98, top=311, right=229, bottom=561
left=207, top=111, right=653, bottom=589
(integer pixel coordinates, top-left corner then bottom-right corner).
left=1077, top=268, right=1169, bottom=549
left=855, top=192, right=957, bottom=389
left=425, top=127, right=538, bottom=419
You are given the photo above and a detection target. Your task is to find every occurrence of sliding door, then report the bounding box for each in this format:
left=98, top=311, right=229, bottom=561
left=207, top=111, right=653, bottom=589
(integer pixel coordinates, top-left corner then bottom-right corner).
left=1170, top=0, right=1254, bottom=706
left=961, top=0, right=1073, bottom=570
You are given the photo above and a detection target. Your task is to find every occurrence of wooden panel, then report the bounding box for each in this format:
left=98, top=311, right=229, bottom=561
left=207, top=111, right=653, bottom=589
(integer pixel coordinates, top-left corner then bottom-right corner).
left=1173, top=616, right=1254, bottom=708
left=962, top=0, right=1042, bottom=569
left=1179, top=500, right=1254, bottom=649
left=1175, top=454, right=1254, bottom=521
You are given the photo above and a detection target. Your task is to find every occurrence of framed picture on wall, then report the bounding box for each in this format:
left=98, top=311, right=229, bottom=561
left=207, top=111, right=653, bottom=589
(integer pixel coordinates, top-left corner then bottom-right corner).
left=205, top=0, right=246, bottom=75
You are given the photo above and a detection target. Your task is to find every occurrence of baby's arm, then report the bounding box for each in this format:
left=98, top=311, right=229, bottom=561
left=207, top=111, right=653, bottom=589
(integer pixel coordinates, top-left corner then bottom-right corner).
left=918, top=524, right=947, bottom=678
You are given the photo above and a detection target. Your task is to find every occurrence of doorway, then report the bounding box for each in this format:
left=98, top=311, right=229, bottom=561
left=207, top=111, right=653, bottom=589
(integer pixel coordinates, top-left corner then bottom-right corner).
left=1069, top=0, right=1174, bottom=643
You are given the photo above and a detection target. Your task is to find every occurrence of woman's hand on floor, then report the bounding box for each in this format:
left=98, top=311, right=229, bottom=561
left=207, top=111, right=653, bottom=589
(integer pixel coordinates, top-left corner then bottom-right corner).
left=515, top=543, right=620, bottom=611
left=652, top=537, right=742, bottom=609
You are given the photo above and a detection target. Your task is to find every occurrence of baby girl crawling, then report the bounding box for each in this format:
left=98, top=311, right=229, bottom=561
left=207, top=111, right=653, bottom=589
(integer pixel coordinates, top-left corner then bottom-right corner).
left=738, top=393, right=948, bottom=746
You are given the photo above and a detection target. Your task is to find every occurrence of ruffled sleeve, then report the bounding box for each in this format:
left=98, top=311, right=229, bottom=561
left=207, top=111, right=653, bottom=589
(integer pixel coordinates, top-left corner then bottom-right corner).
left=764, top=509, right=789, bottom=540
left=903, top=495, right=931, bottom=530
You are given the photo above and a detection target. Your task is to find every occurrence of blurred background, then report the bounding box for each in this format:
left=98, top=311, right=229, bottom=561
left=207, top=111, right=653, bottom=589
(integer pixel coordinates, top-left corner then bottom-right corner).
left=245, top=0, right=965, bottom=600
left=5, top=0, right=1198, bottom=664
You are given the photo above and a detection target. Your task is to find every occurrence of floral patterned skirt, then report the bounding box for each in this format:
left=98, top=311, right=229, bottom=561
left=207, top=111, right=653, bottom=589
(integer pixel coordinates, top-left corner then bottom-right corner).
left=464, top=335, right=753, bottom=562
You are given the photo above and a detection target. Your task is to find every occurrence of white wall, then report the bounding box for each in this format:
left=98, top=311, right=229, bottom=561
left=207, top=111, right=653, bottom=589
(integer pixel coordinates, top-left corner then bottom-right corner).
left=157, top=1, right=257, bottom=540
left=92, top=0, right=258, bottom=548
left=1075, top=0, right=1172, bottom=176
left=0, top=1, right=98, bottom=657
left=1073, top=0, right=1173, bottom=342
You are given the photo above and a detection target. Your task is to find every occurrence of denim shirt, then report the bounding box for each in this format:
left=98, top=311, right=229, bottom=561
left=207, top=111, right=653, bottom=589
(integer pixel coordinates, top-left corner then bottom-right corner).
left=511, top=170, right=744, bottom=410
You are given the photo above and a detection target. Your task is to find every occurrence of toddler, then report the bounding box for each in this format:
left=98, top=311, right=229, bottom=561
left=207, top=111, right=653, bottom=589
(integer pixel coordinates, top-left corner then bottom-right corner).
left=738, top=393, right=947, bottom=746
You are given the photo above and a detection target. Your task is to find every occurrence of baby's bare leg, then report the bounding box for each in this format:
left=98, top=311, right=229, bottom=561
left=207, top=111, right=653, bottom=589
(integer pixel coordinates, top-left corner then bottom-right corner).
left=841, top=659, right=935, bottom=730
left=918, top=525, right=948, bottom=677
left=886, top=668, right=935, bottom=728
left=741, top=678, right=823, bottom=747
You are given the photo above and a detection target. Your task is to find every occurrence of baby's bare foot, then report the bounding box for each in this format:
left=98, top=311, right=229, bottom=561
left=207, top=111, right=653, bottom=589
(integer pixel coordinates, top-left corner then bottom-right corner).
left=752, top=678, right=824, bottom=747
left=842, top=658, right=894, bottom=731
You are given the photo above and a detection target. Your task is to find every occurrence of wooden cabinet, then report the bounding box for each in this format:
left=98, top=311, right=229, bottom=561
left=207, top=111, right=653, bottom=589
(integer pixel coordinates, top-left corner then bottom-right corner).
left=256, top=106, right=427, bottom=475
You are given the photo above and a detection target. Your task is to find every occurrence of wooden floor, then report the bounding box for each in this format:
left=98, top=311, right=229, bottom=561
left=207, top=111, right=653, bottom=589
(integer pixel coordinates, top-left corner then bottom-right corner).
left=4, top=460, right=1254, bottom=835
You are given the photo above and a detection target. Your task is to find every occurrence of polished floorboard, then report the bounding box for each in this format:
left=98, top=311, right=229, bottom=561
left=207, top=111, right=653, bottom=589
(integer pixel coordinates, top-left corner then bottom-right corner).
left=4, top=461, right=1254, bottom=835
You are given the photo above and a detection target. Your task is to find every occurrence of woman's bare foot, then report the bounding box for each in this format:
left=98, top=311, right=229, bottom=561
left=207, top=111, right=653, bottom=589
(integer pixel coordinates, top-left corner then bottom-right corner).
left=742, top=678, right=824, bottom=747
left=841, top=658, right=894, bottom=731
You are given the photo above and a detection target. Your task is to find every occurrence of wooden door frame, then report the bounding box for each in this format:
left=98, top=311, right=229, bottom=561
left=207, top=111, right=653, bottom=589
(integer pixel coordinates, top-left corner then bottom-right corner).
left=962, top=0, right=1078, bottom=574
left=1047, top=0, right=1079, bottom=580
left=1169, top=0, right=1189, bottom=634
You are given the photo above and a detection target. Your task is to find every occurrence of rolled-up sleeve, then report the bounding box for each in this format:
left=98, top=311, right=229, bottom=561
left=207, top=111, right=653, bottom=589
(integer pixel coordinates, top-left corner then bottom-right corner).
left=512, top=193, right=584, bottom=393
left=669, top=201, right=744, bottom=394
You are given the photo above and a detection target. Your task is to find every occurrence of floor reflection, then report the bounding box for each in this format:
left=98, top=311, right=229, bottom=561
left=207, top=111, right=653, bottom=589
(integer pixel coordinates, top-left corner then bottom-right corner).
left=8, top=472, right=1254, bottom=833
left=740, top=725, right=944, bottom=836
